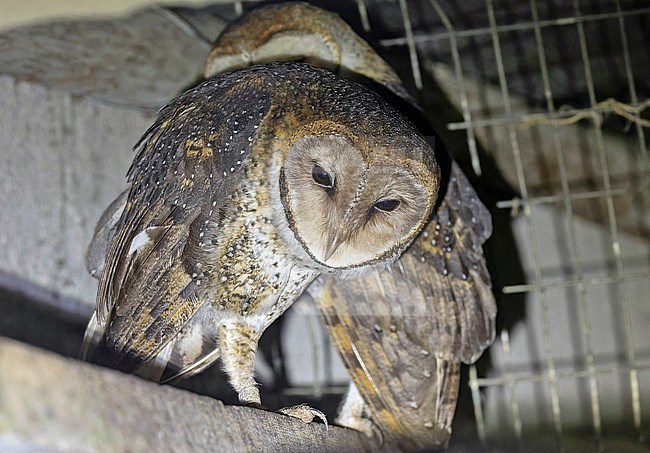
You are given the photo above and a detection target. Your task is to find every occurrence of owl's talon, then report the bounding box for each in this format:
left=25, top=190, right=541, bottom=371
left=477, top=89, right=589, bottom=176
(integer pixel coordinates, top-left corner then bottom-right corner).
left=278, top=404, right=328, bottom=428
left=245, top=401, right=268, bottom=411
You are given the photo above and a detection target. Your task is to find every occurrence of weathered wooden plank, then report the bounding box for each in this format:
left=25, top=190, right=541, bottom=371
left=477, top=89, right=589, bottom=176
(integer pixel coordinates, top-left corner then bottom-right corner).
left=0, top=337, right=375, bottom=452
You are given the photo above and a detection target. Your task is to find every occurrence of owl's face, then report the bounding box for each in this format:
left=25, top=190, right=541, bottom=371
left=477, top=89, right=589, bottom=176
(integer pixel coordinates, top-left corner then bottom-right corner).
left=280, top=134, right=438, bottom=269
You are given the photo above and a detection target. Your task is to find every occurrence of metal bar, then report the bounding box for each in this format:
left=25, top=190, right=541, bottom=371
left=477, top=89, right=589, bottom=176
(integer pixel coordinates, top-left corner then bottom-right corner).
left=379, top=7, right=650, bottom=47
left=294, top=300, right=324, bottom=398
left=487, top=0, right=543, bottom=439
left=574, top=0, right=630, bottom=443
left=474, top=360, right=650, bottom=388
left=500, top=329, right=523, bottom=441
left=397, top=0, right=423, bottom=90
left=485, top=0, right=529, bottom=204
left=429, top=0, right=483, bottom=176
left=502, top=270, right=650, bottom=295
left=282, top=357, right=650, bottom=396
left=529, top=0, right=563, bottom=444
left=471, top=353, right=632, bottom=453
left=615, top=0, right=646, bottom=436
left=272, top=385, right=350, bottom=397
left=469, top=365, right=487, bottom=445
left=495, top=185, right=649, bottom=210
left=446, top=100, right=650, bottom=130
left=234, top=1, right=243, bottom=16
left=356, top=0, right=371, bottom=32
left=150, top=6, right=214, bottom=47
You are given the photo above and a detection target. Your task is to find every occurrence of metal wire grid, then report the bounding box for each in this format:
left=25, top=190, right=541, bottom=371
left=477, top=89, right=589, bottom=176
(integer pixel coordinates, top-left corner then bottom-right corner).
left=352, top=0, right=649, bottom=448
left=164, top=0, right=649, bottom=448
left=375, top=0, right=649, bottom=449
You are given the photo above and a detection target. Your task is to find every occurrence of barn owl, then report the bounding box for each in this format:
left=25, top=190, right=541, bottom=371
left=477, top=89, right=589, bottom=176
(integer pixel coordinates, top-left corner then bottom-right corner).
left=83, top=62, right=441, bottom=424
left=201, top=3, right=496, bottom=450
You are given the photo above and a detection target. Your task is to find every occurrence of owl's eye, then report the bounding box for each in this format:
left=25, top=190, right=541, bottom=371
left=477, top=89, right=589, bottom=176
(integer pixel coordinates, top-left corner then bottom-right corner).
left=374, top=199, right=401, bottom=212
left=312, top=164, right=334, bottom=188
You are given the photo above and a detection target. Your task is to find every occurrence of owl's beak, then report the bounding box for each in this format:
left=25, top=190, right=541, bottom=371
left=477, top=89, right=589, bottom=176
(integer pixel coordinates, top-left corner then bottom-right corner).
left=323, top=229, right=350, bottom=262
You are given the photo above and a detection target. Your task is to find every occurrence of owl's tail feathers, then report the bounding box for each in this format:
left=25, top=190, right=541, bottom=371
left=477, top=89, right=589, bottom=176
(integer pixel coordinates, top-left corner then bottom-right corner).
left=129, top=324, right=222, bottom=383
left=80, top=311, right=143, bottom=373
left=144, top=321, right=223, bottom=384
left=80, top=311, right=222, bottom=384
left=80, top=312, right=149, bottom=375
left=434, top=360, right=461, bottom=434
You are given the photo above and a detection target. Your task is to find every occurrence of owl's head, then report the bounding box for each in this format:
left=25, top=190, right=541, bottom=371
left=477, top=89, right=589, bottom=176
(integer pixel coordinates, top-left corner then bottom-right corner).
left=279, top=133, right=439, bottom=270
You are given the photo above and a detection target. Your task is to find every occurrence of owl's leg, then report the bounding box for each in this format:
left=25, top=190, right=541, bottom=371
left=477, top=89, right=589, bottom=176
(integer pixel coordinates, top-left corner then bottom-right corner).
left=218, top=321, right=327, bottom=425
left=218, top=322, right=261, bottom=405
left=336, top=382, right=383, bottom=441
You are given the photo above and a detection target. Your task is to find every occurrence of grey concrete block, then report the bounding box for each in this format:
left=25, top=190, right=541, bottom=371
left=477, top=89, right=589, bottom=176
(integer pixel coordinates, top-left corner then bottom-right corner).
left=0, top=7, right=225, bottom=108
left=0, top=75, right=151, bottom=307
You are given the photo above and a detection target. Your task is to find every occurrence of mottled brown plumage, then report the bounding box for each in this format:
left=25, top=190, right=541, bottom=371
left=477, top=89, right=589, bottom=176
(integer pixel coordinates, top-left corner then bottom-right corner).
left=83, top=3, right=496, bottom=444
left=313, top=162, right=494, bottom=450
left=200, top=3, right=496, bottom=450
left=83, top=62, right=441, bottom=417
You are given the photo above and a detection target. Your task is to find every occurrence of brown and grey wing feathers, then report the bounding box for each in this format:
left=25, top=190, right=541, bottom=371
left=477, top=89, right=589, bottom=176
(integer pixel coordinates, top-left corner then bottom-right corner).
left=89, top=73, right=273, bottom=371
left=315, top=278, right=458, bottom=450
left=313, top=162, right=494, bottom=449
left=411, top=161, right=496, bottom=363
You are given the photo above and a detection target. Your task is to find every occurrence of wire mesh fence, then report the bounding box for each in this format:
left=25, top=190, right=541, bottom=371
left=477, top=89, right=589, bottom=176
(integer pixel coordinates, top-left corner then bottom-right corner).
left=367, top=0, right=650, bottom=449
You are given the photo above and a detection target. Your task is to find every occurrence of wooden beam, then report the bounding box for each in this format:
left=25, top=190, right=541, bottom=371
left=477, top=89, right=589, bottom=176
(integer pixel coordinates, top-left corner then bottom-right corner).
left=0, top=338, right=376, bottom=452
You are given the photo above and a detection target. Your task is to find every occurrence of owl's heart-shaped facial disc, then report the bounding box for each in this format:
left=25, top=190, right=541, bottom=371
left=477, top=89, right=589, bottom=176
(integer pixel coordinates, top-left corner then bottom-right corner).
left=280, top=134, right=436, bottom=269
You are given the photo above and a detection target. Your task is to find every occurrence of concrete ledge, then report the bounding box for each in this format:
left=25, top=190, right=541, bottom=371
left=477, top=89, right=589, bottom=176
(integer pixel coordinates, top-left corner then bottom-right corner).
left=0, top=338, right=375, bottom=452
left=1, top=1, right=219, bottom=31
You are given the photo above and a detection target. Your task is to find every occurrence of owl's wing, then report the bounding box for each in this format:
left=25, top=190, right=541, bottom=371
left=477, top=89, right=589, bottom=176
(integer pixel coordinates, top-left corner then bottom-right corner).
left=85, top=189, right=128, bottom=280
left=86, top=74, right=272, bottom=371
left=406, top=161, right=496, bottom=363
left=81, top=189, right=221, bottom=380
left=313, top=162, right=495, bottom=449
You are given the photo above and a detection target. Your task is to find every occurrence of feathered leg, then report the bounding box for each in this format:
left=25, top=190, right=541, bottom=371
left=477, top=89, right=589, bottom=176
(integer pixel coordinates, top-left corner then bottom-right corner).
left=218, top=321, right=262, bottom=405
left=336, top=381, right=382, bottom=441
left=218, top=321, right=327, bottom=425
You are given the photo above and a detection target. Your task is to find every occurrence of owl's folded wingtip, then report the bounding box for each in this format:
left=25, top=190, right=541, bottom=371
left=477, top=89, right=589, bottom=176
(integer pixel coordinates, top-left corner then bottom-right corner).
left=80, top=311, right=102, bottom=362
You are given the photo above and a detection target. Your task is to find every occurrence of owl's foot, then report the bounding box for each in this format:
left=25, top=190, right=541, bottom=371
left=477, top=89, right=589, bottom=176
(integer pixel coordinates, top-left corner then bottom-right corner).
left=336, top=413, right=383, bottom=441
left=336, top=382, right=383, bottom=442
left=278, top=404, right=328, bottom=427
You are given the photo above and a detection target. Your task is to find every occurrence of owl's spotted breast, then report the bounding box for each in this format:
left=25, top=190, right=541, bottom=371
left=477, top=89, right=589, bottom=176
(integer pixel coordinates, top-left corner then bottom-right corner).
left=197, top=157, right=318, bottom=329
